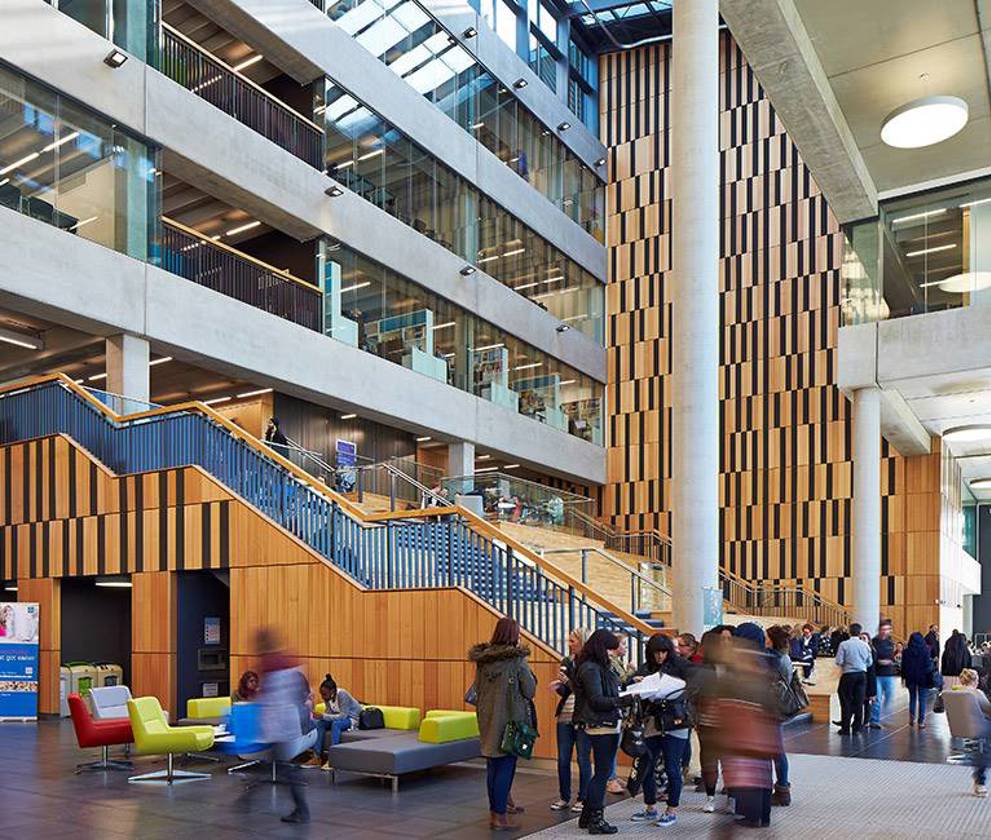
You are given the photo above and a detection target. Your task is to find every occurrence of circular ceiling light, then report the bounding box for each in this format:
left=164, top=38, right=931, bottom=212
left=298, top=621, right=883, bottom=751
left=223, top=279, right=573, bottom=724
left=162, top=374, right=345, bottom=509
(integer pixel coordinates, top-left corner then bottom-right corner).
left=970, top=478, right=991, bottom=491
left=937, top=271, right=991, bottom=294
left=944, top=424, right=991, bottom=443
left=881, top=95, right=968, bottom=149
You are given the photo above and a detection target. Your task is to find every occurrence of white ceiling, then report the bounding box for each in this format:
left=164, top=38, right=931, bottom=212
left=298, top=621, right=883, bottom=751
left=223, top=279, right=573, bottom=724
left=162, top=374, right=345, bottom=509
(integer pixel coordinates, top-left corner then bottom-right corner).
left=795, top=0, right=991, bottom=194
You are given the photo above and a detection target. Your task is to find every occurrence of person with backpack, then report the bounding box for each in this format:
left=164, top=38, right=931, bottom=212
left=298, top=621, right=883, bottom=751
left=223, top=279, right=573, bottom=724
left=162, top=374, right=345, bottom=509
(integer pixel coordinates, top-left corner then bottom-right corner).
left=626, top=634, right=693, bottom=827
left=468, top=617, right=537, bottom=832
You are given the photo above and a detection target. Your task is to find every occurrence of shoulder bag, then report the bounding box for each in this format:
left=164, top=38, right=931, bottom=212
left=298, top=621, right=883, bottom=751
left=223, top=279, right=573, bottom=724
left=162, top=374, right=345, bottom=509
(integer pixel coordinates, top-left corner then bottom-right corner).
left=500, top=670, right=538, bottom=759
left=774, top=669, right=809, bottom=718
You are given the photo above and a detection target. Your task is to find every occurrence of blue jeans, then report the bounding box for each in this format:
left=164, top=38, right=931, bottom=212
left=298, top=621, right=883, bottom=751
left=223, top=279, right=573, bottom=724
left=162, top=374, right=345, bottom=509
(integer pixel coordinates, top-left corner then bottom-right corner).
left=487, top=754, right=518, bottom=815
left=774, top=750, right=789, bottom=787
left=907, top=683, right=929, bottom=723
left=871, top=675, right=898, bottom=724
left=659, top=735, right=688, bottom=807
left=640, top=735, right=665, bottom=807
left=313, top=717, right=352, bottom=758
left=586, top=733, right=621, bottom=811
left=556, top=721, right=592, bottom=802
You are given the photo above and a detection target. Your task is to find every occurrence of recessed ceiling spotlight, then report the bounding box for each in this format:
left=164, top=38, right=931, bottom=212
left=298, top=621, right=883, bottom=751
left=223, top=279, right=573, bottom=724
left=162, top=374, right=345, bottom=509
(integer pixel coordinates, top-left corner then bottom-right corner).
left=944, top=424, right=991, bottom=444
left=556, top=324, right=571, bottom=333
left=513, top=78, right=528, bottom=89
left=463, top=26, right=477, bottom=38
left=460, top=265, right=476, bottom=276
left=595, top=157, right=606, bottom=167
left=325, top=185, right=344, bottom=197
left=558, top=121, right=571, bottom=132
left=103, top=48, right=128, bottom=68
left=881, top=95, right=968, bottom=149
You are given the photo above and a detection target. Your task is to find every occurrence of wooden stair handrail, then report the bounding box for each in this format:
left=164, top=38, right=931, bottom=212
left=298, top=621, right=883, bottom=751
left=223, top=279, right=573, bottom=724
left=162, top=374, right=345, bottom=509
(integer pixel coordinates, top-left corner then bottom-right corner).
left=1, top=374, right=655, bottom=637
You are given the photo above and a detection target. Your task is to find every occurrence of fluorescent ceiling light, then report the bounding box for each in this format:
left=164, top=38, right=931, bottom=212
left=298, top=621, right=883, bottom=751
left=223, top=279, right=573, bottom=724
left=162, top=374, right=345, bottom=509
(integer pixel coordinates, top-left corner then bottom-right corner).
left=562, top=313, right=588, bottom=322
left=233, top=54, right=264, bottom=72
left=0, top=152, right=40, bottom=175
left=68, top=216, right=98, bottom=232
left=503, top=248, right=525, bottom=257
left=3, top=584, right=17, bottom=592
left=891, top=208, right=946, bottom=225
left=881, top=95, right=968, bottom=149
left=476, top=455, right=491, bottom=461
left=42, top=131, right=80, bottom=153
left=513, top=362, right=542, bottom=371
left=431, top=321, right=455, bottom=330
left=930, top=271, right=991, bottom=294
left=340, top=413, right=357, bottom=420
left=478, top=255, right=500, bottom=263
left=503, top=464, right=520, bottom=470
left=515, top=281, right=539, bottom=291
left=559, top=379, right=576, bottom=386
left=970, top=478, right=991, bottom=491
left=88, top=373, right=107, bottom=382
left=203, top=396, right=232, bottom=405
left=236, top=387, right=272, bottom=398
left=471, top=122, right=485, bottom=130
left=0, top=178, right=8, bottom=187
left=905, top=243, right=956, bottom=258
left=225, top=220, right=262, bottom=237
left=944, top=424, right=991, bottom=444
left=357, top=148, right=384, bottom=161
left=340, top=281, right=371, bottom=293
left=416, top=436, right=432, bottom=442
left=543, top=275, right=564, bottom=284
left=472, top=343, right=504, bottom=352
left=475, top=465, right=499, bottom=473
left=960, top=197, right=991, bottom=209
left=333, top=160, right=354, bottom=170
left=0, top=326, right=43, bottom=350
left=95, top=579, right=132, bottom=588
left=149, top=356, right=173, bottom=366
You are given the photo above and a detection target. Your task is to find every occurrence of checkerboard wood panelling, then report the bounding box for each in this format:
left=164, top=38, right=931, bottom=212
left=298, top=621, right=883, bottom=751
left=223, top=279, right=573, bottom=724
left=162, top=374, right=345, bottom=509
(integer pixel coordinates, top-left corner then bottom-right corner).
left=598, top=33, right=942, bottom=636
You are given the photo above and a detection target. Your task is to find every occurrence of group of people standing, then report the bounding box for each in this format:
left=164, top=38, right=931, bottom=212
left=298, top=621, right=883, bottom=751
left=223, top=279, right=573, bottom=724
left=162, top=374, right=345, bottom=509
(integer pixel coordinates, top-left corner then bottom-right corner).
left=468, top=619, right=803, bottom=834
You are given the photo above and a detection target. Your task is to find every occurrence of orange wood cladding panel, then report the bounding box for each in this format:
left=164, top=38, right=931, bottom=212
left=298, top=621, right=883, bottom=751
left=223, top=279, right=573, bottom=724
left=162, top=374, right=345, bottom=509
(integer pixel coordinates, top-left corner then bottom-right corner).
left=16, top=577, right=60, bottom=714
left=598, top=34, right=948, bottom=637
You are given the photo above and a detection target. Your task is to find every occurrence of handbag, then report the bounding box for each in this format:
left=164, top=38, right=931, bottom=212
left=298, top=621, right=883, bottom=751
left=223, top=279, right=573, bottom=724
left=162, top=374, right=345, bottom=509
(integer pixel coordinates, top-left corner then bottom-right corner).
left=774, top=670, right=809, bottom=718
left=464, top=684, right=478, bottom=707
left=358, top=707, right=385, bottom=730
left=499, top=671, right=538, bottom=759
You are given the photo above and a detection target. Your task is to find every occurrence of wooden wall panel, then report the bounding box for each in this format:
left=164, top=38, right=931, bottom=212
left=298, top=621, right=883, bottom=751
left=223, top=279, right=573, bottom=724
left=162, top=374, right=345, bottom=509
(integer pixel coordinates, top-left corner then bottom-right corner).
left=16, top=577, right=60, bottom=714
left=599, top=35, right=941, bottom=637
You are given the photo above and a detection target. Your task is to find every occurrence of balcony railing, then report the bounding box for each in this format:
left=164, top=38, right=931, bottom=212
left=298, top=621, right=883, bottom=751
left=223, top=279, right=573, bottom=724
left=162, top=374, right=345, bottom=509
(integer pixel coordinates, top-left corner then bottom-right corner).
left=160, top=217, right=322, bottom=331
left=159, top=23, right=324, bottom=169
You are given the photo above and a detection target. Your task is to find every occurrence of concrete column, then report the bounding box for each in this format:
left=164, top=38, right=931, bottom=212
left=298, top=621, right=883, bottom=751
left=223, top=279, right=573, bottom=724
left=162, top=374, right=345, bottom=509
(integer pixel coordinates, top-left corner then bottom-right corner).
left=852, top=386, right=882, bottom=630
left=105, top=334, right=150, bottom=404
left=670, top=0, right=720, bottom=635
left=447, top=441, right=475, bottom=478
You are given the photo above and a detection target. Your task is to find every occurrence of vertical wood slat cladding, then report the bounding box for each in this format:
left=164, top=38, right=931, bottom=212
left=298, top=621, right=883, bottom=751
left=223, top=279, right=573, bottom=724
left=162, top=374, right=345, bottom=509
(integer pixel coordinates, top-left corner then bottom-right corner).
left=3, top=436, right=563, bottom=750
left=600, top=35, right=936, bottom=635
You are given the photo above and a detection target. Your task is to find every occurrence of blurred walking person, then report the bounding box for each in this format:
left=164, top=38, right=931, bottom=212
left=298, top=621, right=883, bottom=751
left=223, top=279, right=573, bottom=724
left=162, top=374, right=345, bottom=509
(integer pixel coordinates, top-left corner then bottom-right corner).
left=468, top=617, right=537, bottom=831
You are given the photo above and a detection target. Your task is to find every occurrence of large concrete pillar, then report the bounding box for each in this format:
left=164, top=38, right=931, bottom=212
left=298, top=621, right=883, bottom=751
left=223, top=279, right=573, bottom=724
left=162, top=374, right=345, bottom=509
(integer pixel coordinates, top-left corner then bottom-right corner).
left=105, top=334, right=150, bottom=405
left=852, top=386, right=882, bottom=630
left=447, top=441, right=475, bottom=478
left=670, top=0, right=720, bottom=634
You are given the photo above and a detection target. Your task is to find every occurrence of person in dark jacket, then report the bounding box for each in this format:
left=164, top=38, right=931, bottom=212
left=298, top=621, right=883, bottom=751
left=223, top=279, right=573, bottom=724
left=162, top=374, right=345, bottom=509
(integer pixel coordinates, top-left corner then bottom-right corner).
left=830, top=626, right=849, bottom=657
left=902, top=632, right=934, bottom=728
left=790, top=624, right=819, bottom=683
left=870, top=620, right=899, bottom=729
left=626, top=634, right=693, bottom=827
left=264, top=416, right=289, bottom=449
left=942, top=630, right=973, bottom=689
left=573, top=628, right=625, bottom=835
left=860, top=632, right=878, bottom=730
left=925, top=625, right=940, bottom=663
left=550, top=627, right=592, bottom=812
left=468, top=617, right=537, bottom=832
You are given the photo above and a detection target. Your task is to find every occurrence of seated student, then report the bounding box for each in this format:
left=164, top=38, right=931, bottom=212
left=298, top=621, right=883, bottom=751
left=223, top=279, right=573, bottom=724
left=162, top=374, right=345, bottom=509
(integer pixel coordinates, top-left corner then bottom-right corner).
left=232, top=670, right=260, bottom=703
left=303, top=674, right=362, bottom=769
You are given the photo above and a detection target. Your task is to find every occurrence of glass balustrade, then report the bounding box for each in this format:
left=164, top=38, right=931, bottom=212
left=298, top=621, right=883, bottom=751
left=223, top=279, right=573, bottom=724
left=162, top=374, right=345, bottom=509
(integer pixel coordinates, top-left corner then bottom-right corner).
left=321, top=239, right=605, bottom=444
left=45, top=0, right=157, bottom=63
left=841, top=176, right=991, bottom=325
left=442, top=471, right=594, bottom=529
left=324, top=0, right=604, bottom=242
left=0, top=62, right=157, bottom=262
left=320, top=78, right=604, bottom=342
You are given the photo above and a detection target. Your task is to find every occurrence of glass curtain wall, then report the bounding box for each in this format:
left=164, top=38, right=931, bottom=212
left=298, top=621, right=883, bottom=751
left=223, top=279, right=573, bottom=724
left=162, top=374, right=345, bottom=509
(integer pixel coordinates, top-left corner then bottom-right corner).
left=0, top=62, right=158, bottom=262
left=320, top=240, right=604, bottom=444
left=320, top=79, right=603, bottom=342
left=324, top=0, right=603, bottom=241
left=841, top=176, right=991, bottom=325
left=46, top=0, right=157, bottom=62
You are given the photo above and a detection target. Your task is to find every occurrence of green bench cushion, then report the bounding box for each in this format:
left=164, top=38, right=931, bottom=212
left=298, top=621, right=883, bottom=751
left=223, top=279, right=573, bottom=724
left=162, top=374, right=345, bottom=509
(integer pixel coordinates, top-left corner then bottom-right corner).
left=418, top=711, right=480, bottom=743
left=186, top=696, right=231, bottom=719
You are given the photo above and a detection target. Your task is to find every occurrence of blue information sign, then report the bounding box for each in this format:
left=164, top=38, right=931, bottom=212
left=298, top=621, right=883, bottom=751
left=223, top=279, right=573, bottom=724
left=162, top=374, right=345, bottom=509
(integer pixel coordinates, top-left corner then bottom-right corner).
left=0, top=602, right=40, bottom=720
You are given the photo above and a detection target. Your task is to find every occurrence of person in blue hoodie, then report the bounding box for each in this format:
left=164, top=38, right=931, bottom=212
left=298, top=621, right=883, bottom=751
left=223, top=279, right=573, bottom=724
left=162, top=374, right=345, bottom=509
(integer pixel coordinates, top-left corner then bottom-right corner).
left=901, top=632, right=934, bottom=728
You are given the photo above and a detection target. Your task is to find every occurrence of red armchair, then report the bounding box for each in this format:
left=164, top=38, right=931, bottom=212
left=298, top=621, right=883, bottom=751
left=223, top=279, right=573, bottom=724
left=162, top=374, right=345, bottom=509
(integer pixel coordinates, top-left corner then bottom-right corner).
left=68, top=692, right=133, bottom=773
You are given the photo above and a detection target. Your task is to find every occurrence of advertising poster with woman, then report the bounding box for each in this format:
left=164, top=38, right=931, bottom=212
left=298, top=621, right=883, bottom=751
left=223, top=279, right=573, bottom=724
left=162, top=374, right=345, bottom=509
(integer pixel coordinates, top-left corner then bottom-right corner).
left=0, top=602, right=40, bottom=720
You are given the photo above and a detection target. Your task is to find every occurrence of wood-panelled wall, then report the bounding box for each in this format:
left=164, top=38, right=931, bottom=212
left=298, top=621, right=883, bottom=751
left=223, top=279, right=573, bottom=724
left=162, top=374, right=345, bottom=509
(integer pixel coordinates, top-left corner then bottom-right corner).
left=599, top=34, right=941, bottom=636
left=4, top=434, right=564, bottom=753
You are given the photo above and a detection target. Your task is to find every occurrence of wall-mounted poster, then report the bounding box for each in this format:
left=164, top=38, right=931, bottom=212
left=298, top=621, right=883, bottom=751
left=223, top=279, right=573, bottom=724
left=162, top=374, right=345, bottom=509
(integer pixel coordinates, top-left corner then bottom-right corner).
left=0, top=602, right=40, bottom=721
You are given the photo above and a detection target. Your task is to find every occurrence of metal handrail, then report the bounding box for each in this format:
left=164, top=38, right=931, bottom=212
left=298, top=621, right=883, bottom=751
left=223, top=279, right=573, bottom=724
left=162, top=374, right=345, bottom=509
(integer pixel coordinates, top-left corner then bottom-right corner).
left=357, top=459, right=449, bottom=510
left=719, top=568, right=851, bottom=627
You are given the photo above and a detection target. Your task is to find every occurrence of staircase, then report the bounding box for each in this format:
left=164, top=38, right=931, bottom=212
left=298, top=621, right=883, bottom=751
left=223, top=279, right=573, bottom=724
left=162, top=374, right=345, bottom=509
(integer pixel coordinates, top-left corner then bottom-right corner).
left=0, top=375, right=656, bottom=660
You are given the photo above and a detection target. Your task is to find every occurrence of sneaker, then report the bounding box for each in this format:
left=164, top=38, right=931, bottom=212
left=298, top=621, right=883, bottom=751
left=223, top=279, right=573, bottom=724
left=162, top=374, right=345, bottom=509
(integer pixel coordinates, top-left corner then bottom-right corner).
left=703, top=797, right=716, bottom=813
left=550, top=799, right=570, bottom=811
left=301, top=756, right=323, bottom=769
left=606, top=779, right=625, bottom=795
left=654, top=813, right=677, bottom=827
left=974, top=783, right=988, bottom=798
left=571, top=801, right=584, bottom=813
left=630, top=808, right=659, bottom=822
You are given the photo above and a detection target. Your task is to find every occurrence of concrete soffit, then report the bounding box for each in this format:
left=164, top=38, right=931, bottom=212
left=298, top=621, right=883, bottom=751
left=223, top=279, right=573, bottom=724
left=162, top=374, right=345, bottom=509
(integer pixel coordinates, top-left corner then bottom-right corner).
left=719, top=0, right=878, bottom=223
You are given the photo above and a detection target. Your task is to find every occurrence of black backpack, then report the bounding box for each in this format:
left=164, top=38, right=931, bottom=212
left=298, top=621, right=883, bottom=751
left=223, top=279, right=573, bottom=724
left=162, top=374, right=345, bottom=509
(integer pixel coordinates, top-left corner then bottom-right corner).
left=358, top=707, right=385, bottom=730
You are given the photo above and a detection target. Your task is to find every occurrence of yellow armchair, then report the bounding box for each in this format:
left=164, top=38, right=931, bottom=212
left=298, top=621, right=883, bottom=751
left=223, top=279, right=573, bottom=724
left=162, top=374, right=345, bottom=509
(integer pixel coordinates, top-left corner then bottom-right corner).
left=127, top=696, right=215, bottom=785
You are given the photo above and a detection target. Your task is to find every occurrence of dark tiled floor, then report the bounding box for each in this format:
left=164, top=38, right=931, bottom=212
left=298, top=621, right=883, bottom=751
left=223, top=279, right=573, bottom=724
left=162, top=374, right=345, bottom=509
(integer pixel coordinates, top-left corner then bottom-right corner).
left=0, top=698, right=960, bottom=839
